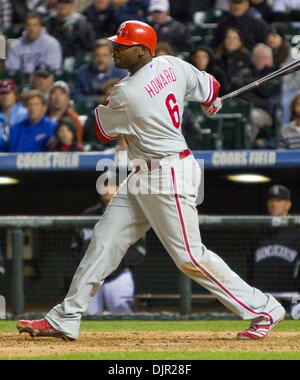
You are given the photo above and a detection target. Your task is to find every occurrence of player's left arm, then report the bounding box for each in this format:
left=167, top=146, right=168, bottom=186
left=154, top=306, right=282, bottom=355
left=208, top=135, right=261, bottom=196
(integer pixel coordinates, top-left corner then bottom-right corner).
left=94, top=85, right=129, bottom=144
left=182, top=59, right=223, bottom=117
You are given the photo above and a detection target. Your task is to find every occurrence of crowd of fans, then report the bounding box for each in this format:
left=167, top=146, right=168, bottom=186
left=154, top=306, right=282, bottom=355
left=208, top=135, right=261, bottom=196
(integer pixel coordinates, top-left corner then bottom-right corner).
left=0, top=0, right=300, bottom=152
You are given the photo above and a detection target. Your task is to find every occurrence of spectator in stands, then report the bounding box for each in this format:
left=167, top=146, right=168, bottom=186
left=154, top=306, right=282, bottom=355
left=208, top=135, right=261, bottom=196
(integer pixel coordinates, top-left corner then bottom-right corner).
left=249, top=185, right=300, bottom=299
left=73, top=39, right=128, bottom=105
left=47, top=81, right=84, bottom=145
left=82, top=0, right=116, bottom=38
left=0, top=0, right=12, bottom=34
left=215, top=0, right=274, bottom=21
left=212, top=0, right=269, bottom=52
left=115, top=0, right=149, bottom=25
left=0, top=79, right=28, bottom=139
left=271, top=0, right=300, bottom=22
left=11, top=0, right=56, bottom=24
left=46, top=0, right=95, bottom=58
left=214, top=0, right=229, bottom=11
left=5, top=12, right=62, bottom=74
left=82, top=77, right=119, bottom=149
left=249, top=0, right=274, bottom=22
left=169, top=0, right=192, bottom=23
left=147, top=0, right=193, bottom=52
left=231, top=43, right=281, bottom=148
left=72, top=174, right=146, bottom=314
left=279, top=93, right=300, bottom=150
left=0, top=89, right=57, bottom=152
left=155, top=41, right=174, bottom=57
left=266, top=23, right=300, bottom=125
left=47, top=117, right=84, bottom=151
left=22, top=63, right=55, bottom=99
left=216, top=27, right=252, bottom=92
left=190, top=45, right=229, bottom=96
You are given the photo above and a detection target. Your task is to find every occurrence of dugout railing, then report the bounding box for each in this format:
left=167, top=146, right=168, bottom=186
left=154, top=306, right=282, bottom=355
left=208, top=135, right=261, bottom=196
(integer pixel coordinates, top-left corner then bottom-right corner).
left=1, top=215, right=300, bottom=318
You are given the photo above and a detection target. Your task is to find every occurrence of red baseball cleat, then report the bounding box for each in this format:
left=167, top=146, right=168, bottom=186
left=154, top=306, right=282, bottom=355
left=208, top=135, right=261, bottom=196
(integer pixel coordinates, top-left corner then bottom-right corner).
left=237, top=317, right=284, bottom=340
left=17, top=318, right=73, bottom=341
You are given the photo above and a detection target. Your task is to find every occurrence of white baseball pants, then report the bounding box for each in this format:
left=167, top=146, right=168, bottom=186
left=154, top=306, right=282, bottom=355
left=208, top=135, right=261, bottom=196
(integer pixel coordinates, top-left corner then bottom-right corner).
left=46, top=153, right=285, bottom=340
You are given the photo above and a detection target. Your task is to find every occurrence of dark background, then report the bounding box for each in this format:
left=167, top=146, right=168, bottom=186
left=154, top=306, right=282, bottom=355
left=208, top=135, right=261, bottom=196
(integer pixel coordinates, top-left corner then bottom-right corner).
left=0, top=166, right=299, bottom=216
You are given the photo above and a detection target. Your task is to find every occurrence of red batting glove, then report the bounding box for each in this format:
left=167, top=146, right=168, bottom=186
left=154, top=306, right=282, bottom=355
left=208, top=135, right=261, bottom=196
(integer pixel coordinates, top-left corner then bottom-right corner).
left=201, top=97, right=223, bottom=117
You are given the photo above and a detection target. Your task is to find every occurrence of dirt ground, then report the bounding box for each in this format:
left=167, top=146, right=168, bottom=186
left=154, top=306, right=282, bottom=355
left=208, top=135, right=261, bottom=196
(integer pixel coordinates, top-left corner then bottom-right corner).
left=0, top=331, right=300, bottom=358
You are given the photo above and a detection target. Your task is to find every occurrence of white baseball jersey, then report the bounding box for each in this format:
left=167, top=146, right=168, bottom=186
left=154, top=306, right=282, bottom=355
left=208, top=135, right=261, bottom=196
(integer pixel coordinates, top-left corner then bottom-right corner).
left=95, top=56, right=216, bottom=161
left=47, top=57, right=285, bottom=341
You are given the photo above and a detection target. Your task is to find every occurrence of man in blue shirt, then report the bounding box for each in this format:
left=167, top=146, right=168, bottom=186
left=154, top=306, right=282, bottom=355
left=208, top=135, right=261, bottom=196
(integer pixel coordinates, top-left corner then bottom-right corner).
left=0, top=79, right=28, bottom=139
left=0, top=89, right=57, bottom=152
left=73, top=39, right=128, bottom=105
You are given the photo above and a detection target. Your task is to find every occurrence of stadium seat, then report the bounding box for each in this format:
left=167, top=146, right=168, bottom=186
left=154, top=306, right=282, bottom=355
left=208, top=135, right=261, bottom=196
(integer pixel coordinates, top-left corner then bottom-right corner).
left=188, top=9, right=227, bottom=47
left=187, top=99, right=253, bottom=150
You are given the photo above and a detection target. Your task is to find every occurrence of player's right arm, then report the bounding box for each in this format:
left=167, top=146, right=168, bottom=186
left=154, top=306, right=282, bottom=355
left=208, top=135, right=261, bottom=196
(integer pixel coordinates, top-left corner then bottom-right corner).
left=94, top=84, right=129, bottom=144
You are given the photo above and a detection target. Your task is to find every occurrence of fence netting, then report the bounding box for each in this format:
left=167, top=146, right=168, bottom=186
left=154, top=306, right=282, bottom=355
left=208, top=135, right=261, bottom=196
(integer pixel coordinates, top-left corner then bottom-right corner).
left=0, top=217, right=299, bottom=315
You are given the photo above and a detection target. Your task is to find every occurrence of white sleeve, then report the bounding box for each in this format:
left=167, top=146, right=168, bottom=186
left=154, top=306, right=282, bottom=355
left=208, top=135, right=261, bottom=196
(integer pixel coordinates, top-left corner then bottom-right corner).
left=95, top=84, right=130, bottom=142
left=179, top=59, right=219, bottom=105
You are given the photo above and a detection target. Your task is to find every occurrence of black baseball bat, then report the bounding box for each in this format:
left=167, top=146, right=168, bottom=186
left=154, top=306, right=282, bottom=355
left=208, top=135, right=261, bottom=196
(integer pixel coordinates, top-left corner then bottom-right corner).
left=221, top=58, right=300, bottom=101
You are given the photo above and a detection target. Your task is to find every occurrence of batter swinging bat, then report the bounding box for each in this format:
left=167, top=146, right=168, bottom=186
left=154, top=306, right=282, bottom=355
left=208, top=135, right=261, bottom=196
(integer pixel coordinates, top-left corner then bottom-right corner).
left=221, top=58, right=300, bottom=101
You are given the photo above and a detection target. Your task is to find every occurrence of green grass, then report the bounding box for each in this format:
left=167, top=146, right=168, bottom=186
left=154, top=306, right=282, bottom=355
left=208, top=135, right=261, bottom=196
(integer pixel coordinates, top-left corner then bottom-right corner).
left=1, top=320, right=300, bottom=360
left=2, top=351, right=300, bottom=360
left=2, top=320, right=300, bottom=333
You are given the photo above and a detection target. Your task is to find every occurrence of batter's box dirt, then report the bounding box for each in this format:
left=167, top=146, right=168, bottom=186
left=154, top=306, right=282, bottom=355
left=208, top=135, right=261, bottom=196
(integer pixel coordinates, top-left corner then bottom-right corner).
left=0, top=331, right=300, bottom=358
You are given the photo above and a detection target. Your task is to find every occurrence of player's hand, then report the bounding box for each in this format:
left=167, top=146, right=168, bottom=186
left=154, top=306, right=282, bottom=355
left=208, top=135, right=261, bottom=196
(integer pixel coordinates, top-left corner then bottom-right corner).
left=201, top=97, right=223, bottom=117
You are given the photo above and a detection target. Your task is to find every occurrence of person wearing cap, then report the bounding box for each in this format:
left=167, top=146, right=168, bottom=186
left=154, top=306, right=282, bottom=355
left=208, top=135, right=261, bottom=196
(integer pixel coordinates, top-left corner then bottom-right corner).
left=5, top=11, right=62, bottom=74
left=47, top=117, right=84, bottom=152
left=0, top=79, right=28, bottom=139
left=147, top=0, right=193, bottom=52
left=47, top=81, right=84, bottom=145
left=248, top=185, right=300, bottom=302
left=73, top=39, right=128, bottom=105
left=271, top=0, right=300, bottom=22
left=279, top=93, right=300, bottom=150
left=266, top=23, right=300, bottom=126
left=0, top=89, right=57, bottom=152
left=82, top=0, right=117, bottom=38
left=267, top=185, right=292, bottom=217
left=115, top=0, right=149, bottom=26
left=22, top=64, right=55, bottom=99
left=46, top=0, right=95, bottom=58
left=212, top=0, right=269, bottom=52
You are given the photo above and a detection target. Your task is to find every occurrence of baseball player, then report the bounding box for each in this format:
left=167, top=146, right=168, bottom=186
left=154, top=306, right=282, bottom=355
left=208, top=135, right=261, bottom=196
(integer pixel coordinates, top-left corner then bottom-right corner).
left=17, top=21, right=285, bottom=341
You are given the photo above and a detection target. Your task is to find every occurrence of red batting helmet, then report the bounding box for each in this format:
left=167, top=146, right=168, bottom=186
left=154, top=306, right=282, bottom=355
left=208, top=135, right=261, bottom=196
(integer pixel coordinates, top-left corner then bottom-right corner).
left=108, top=20, right=157, bottom=57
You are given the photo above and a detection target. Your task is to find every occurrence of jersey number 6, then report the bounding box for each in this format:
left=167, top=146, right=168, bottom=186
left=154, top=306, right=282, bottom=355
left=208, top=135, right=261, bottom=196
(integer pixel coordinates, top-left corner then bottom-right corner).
left=165, top=93, right=180, bottom=129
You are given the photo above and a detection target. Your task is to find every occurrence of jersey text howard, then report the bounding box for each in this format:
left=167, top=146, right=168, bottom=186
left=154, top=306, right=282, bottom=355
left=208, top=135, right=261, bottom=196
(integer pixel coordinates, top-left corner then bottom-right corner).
left=144, top=67, right=177, bottom=98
